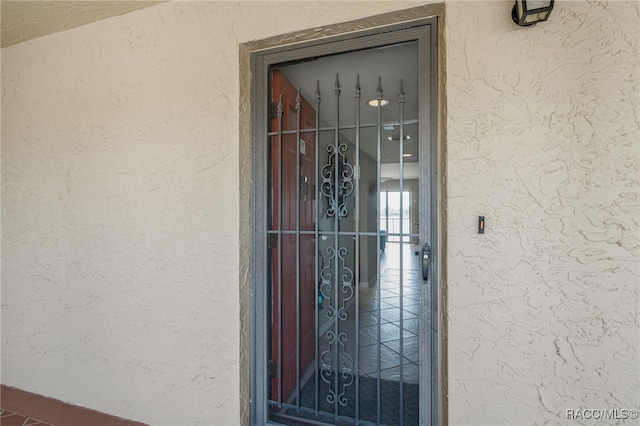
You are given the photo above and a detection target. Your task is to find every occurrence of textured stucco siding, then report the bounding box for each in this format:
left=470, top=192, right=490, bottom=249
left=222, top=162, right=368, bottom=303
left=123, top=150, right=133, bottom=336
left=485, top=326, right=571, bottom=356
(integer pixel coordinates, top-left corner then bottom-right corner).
left=445, top=1, right=639, bottom=424
left=1, top=1, right=638, bottom=425
left=0, top=2, right=428, bottom=425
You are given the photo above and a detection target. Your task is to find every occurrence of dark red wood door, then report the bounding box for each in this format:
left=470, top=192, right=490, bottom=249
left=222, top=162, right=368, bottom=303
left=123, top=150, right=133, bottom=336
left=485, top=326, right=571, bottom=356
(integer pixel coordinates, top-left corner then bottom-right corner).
left=270, top=69, right=317, bottom=403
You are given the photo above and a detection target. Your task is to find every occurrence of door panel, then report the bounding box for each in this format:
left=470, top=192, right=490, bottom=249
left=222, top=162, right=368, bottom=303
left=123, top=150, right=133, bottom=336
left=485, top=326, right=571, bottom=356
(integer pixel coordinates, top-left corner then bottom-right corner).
left=270, top=69, right=317, bottom=404
left=262, top=31, right=435, bottom=426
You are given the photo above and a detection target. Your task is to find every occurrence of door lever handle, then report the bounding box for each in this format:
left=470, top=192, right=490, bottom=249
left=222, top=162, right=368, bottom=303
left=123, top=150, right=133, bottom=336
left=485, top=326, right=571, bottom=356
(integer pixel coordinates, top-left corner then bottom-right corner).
left=421, top=243, right=430, bottom=281
left=300, top=175, right=309, bottom=201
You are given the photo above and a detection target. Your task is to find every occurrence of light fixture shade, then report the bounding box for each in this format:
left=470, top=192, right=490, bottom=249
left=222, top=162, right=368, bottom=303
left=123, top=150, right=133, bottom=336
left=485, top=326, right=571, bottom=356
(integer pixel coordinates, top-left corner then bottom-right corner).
left=366, top=98, right=390, bottom=107
left=512, top=0, right=554, bottom=27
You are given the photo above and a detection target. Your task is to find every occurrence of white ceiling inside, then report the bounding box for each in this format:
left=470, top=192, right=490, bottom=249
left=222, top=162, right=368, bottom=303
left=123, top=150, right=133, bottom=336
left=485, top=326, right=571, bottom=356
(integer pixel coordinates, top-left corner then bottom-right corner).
left=279, top=41, right=420, bottom=168
left=1, top=0, right=165, bottom=48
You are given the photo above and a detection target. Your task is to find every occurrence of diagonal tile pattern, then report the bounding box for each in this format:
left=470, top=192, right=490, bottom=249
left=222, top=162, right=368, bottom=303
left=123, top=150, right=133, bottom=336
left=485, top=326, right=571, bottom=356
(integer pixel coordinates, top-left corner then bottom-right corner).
left=282, top=243, right=423, bottom=424
left=0, top=386, right=148, bottom=426
left=317, top=242, right=422, bottom=384
left=351, top=278, right=422, bottom=384
left=0, top=409, right=54, bottom=426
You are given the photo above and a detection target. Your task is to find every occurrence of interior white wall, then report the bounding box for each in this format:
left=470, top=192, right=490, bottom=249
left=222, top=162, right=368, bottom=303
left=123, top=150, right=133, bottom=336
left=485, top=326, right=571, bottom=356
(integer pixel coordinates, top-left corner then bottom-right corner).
left=1, top=1, right=638, bottom=426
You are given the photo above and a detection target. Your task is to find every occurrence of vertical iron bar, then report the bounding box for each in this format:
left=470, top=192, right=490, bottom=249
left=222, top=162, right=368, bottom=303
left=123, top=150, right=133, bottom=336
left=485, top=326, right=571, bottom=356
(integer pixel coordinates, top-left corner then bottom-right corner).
left=277, top=95, right=284, bottom=409
left=333, top=73, right=341, bottom=420
left=398, top=79, right=406, bottom=426
left=354, top=75, right=362, bottom=424
left=385, top=197, right=389, bottom=242
left=295, top=89, right=302, bottom=411
left=314, top=81, right=321, bottom=417
left=375, top=76, right=383, bottom=426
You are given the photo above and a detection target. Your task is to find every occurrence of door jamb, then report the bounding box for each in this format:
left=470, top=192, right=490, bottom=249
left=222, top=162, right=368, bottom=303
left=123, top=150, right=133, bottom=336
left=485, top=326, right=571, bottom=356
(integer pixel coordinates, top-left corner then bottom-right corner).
left=238, top=4, right=447, bottom=425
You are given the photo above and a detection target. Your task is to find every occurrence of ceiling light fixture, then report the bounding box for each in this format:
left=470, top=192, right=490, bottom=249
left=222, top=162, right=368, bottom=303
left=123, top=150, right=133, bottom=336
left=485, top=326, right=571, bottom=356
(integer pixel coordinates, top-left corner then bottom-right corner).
left=366, top=98, right=390, bottom=107
left=403, top=153, right=413, bottom=158
left=512, top=0, right=554, bottom=27
left=387, top=135, right=412, bottom=142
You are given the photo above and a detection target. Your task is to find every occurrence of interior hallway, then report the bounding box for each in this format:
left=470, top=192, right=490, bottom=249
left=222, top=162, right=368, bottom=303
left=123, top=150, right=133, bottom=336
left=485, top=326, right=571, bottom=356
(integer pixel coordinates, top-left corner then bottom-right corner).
left=280, top=242, right=423, bottom=425
left=352, top=241, right=422, bottom=384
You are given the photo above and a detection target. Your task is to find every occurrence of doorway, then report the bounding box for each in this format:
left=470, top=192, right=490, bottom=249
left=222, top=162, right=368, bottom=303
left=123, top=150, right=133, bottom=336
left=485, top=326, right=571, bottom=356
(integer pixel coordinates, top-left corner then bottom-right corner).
left=248, top=13, right=441, bottom=426
left=380, top=190, right=413, bottom=243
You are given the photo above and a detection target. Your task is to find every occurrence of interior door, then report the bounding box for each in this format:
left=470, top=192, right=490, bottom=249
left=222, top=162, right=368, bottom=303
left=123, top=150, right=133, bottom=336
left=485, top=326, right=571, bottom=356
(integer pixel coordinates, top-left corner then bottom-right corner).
left=270, top=69, right=317, bottom=404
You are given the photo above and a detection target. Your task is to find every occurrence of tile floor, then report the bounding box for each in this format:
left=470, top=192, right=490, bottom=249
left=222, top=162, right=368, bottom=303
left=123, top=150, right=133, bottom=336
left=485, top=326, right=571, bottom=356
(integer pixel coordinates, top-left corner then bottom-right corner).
left=318, top=242, right=422, bottom=382
left=280, top=242, right=424, bottom=424
left=0, top=386, right=147, bottom=426
left=0, top=409, right=54, bottom=426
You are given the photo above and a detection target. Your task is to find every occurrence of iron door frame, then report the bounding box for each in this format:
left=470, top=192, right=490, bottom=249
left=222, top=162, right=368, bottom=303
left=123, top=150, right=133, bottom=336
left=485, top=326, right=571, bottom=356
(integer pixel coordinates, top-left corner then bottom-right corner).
left=245, top=10, right=444, bottom=426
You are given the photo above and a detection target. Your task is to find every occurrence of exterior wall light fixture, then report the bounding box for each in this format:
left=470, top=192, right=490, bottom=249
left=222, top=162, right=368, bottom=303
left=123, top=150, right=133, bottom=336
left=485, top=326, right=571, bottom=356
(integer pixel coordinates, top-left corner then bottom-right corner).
left=512, top=0, right=554, bottom=27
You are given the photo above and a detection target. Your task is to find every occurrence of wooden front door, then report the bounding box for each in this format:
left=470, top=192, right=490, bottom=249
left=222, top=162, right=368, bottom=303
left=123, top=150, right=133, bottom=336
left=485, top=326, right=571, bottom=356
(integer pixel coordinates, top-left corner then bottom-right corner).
left=270, top=69, right=317, bottom=403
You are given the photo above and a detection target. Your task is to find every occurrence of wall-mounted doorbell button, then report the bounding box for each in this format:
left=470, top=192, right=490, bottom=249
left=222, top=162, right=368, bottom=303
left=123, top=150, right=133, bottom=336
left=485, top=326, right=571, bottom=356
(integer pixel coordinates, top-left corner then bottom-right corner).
left=478, top=216, right=485, bottom=234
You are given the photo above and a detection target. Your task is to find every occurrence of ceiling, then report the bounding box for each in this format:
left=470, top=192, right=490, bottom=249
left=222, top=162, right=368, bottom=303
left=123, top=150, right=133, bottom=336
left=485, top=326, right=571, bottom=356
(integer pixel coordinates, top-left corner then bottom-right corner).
left=278, top=41, right=420, bottom=178
left=1, top=1, right=166, bottom=48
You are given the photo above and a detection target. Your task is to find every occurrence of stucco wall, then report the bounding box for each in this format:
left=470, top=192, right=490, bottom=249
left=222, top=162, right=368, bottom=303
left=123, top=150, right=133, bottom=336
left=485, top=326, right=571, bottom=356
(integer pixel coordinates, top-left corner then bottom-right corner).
left=0, top=1, right=427, bottom=425
left=445, top=1, right=639, bottom=424
left=1, top=1, right=638, bottom=426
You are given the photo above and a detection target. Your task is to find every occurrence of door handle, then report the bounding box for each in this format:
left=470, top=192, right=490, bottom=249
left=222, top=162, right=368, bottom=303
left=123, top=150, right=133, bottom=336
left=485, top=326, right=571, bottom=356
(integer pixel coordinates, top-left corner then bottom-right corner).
left=300, top=175, right=309, bottom=201
left=421, top=243, right=430, bottom=281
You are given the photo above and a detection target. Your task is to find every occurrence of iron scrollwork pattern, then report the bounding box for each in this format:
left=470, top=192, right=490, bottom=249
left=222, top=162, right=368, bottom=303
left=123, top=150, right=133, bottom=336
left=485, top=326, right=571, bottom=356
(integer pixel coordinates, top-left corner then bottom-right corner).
left=319, top=246, right=355, bottom=407
left=321, top=143, right=354, bottom=217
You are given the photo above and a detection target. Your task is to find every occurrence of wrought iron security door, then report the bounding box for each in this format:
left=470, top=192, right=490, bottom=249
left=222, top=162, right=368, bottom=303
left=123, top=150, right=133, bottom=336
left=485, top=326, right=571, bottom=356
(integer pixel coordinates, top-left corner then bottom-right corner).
left=264, top=36, right=435, bottom=426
